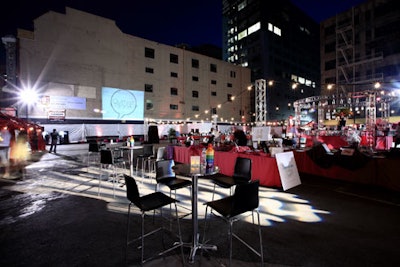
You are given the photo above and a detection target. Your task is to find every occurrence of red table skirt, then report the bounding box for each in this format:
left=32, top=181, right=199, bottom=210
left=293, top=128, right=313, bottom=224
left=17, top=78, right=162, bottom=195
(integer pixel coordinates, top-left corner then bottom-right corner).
left=173, top=145, right=400, bottom=192
left=173, top=146, right=282, bottom=188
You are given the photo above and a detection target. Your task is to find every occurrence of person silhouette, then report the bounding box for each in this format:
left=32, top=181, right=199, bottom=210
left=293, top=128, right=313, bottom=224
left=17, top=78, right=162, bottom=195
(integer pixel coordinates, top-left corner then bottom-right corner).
left=49, top=129, right=59, bottom=153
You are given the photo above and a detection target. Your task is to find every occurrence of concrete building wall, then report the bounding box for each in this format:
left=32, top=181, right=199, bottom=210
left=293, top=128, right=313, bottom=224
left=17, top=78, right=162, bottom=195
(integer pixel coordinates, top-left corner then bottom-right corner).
left=17, top=7, right=251, bottom=125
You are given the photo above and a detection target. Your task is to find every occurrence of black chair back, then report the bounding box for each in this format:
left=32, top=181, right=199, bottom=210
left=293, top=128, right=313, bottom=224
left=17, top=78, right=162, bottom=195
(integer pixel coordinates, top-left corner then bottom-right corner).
left=124, top=174, right=141, bottom=208
left=155, top=159, right=175, bottom=183
left=89, top=142, right=100, bottom=152
left=142, top=144, right=154, bottom=157
left=233, top=157, right=252, bottom=182
left=100, top=149, right=113, bottom=164
left=232, top=180, right=259, bottom=216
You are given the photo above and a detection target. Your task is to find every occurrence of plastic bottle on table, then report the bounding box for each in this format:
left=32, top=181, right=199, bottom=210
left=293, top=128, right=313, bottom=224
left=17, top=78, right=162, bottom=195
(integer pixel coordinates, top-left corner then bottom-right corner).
left=205, top=143, right=214, bottom=173
left=201, top=147, right=207, bottom=170
left=130, top=136, right=135, bottom=147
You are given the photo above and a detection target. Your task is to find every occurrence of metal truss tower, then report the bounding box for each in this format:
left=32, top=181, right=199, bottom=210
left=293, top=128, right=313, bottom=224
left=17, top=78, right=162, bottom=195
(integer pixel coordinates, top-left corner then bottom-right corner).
left=255, top=79, right=266, bottom=125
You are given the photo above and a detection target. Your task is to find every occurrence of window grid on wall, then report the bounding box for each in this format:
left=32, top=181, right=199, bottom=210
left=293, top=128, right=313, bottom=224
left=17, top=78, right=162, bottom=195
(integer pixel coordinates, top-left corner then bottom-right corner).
left=145, top=47, right=155, bottom=58
left=192, top=59, right=199, bottom=68
left=170, top=53, right=178, bottom=64
left=170, top=87, right=178, bottom=95
left=144, top=84, right=153, bottom=92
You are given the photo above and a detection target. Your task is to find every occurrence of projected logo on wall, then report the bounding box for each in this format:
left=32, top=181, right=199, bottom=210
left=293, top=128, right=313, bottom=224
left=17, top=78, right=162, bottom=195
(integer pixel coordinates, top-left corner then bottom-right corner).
left=102, top=87, right=144, bottom=120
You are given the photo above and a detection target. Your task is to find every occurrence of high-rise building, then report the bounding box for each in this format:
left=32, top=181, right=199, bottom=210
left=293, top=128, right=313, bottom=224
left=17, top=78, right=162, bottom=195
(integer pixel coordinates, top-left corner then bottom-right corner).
left=222, top=0, right=320, bottom=123
left=320, top=0, right=400, bottom=128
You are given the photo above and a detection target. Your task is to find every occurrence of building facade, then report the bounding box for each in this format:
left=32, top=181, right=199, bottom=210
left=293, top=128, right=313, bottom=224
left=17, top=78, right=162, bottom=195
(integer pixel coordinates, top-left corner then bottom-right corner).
left=10, top=7, right=251, bottom=141
left=320, top=0, right=400, bottom=126
left=222, top=0, right=320, bottom=122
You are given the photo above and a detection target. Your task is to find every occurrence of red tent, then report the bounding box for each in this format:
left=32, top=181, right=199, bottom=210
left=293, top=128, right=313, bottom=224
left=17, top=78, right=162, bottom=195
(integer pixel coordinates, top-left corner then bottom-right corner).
left=0, top=112, right=46, bottom=152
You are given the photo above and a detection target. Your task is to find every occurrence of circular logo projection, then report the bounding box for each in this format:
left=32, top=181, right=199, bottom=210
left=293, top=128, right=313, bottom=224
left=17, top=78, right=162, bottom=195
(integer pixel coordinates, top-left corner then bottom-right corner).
left=110, top=90, right=137, bottom=119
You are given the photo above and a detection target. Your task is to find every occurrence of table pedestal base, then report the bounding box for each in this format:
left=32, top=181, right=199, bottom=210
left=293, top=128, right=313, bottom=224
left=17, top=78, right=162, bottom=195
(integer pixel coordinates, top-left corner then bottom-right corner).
left=187, top=237, right=217, bottom=263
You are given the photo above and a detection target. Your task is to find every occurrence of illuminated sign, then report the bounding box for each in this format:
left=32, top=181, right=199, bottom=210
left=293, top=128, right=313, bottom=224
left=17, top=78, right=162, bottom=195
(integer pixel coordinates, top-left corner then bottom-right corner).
left=102, top=87, right=144, bottom=120
left=48, top=96, right=86, bottom=110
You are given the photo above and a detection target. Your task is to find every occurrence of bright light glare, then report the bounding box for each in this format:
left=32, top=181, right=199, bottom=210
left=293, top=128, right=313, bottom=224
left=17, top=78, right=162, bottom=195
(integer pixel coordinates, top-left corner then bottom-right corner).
left=20, top=88, right=38, bottom=104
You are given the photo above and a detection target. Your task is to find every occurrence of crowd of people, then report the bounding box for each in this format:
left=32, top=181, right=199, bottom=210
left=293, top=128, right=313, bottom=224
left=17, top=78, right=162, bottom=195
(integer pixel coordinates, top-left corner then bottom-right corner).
left=0, top=121, right=47, bottom=179
left=0, top=127, right=32, bottom=179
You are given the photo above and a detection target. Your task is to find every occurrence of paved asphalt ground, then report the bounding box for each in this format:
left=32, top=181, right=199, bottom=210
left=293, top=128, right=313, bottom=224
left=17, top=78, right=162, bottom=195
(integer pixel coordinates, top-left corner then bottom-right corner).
left=1, top=143, right=400, bottom=267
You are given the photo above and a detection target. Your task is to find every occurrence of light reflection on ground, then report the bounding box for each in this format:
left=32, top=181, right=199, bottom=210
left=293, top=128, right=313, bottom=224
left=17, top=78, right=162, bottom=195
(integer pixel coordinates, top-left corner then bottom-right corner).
left=4, top=150, right=330, bottom=227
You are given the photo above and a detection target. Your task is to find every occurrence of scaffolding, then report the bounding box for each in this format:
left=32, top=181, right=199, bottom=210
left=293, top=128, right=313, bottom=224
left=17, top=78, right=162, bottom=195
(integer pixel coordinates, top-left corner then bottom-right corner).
left=255, top=79, right=267, bottom=125
left=334, top=7, right=384, bottom=146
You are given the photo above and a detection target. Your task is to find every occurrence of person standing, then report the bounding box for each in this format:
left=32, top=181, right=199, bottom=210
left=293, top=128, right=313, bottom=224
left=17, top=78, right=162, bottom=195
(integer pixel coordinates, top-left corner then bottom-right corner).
left=0, top=126, right=12, bottom=178
left=11, top=130, right=30, bottom=178
left=49, top=129, right=59, bottom=153
left=233, top=128, right=248, bottom=146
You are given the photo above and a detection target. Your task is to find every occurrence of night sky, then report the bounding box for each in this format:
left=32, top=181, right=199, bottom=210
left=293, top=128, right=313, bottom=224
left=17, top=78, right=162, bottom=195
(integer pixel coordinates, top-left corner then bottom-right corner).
left=1, top=0, right=367, bottom=61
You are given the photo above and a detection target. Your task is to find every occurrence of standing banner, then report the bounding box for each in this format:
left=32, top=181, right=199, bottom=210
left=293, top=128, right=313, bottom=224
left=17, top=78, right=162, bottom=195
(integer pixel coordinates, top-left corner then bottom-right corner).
left=251, top=126, right=271, bottom=142
left=275, top=151, right=301, bottom=190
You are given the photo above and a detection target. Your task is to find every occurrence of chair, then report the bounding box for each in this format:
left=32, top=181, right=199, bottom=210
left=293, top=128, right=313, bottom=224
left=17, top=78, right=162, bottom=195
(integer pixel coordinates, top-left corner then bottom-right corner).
left=99, top=149, right=126, bottom=197
left=87, top=142, right=102, bottom=171
left=155, top=159, right=192, bottom=199
left=202, top=180, right=263, bottom=267
left=124, top=174, right=185, bottom=265
left=211, top=157, right=252, bottom=200
left=147, top=146, right=166, bottom=173
left=136, top=144, right=154, bottom=177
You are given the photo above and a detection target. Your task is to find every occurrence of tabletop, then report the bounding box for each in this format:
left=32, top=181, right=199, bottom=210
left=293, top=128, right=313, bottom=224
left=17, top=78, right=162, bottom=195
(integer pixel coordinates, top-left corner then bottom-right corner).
left=172, top=163, right=219, bottom=177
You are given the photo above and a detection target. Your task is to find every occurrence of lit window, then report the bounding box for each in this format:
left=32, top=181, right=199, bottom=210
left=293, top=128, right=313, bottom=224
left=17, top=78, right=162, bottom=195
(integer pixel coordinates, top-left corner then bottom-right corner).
left=248, top=22, right=260, bottom=35
left=273, top=26, right=281, bottom=36
left=268, top=23, right=282, bottom=37
left=238, top=29, right=247, bottom=40
left=238, top=1, right=246, bottom=11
